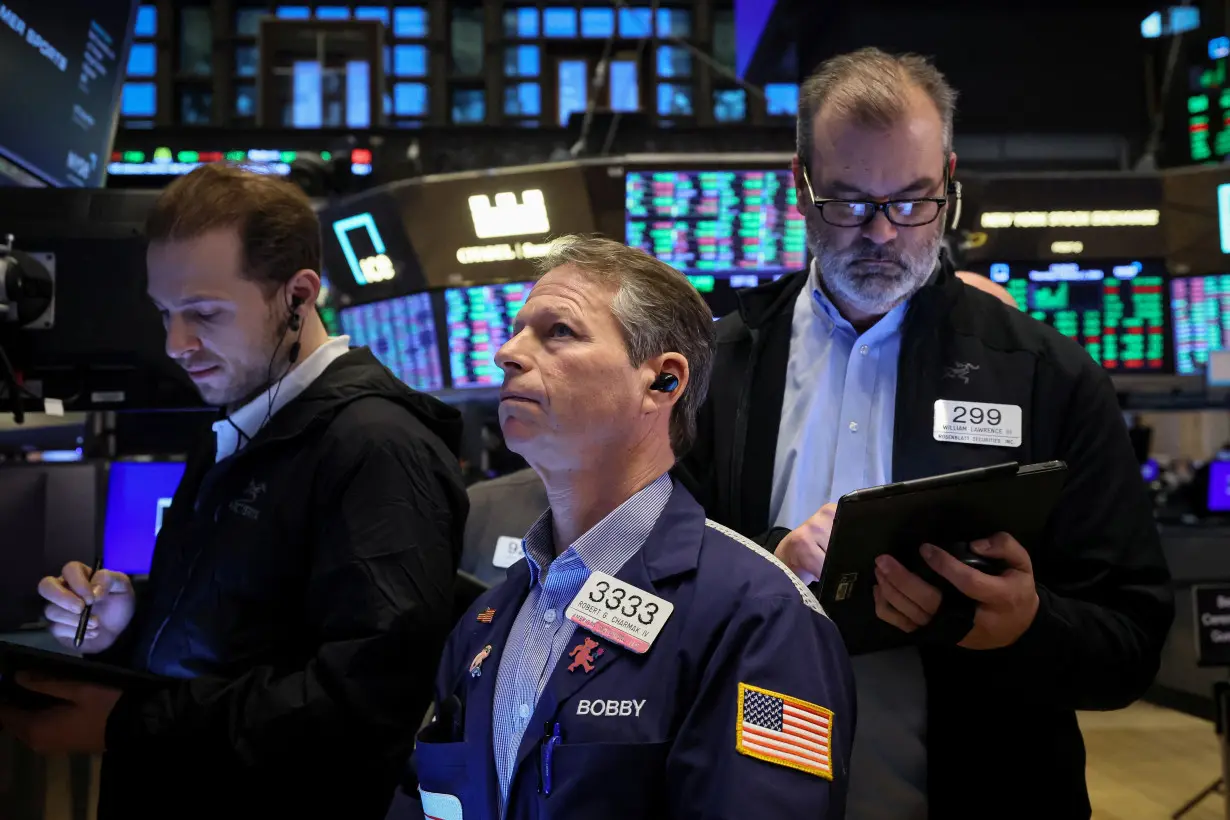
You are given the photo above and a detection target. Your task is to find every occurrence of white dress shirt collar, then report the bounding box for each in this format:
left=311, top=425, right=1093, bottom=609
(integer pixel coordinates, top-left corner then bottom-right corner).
left=211, top=335, right=351, bottom=462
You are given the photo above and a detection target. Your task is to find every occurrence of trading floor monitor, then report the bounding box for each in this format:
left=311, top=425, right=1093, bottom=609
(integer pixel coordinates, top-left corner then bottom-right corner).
left=0, top=462, right=98, bottom=630
left=1171, top=273, right=1230, bottom=377
left=625, top=168, right=807, bottom=275
left=102, top=461, right=186, bottom=577
left=339, top=291, right=445, bottom=393
left=973, top=260, right=1172, bottom=372
left=445, top=282, right=533, bottom=388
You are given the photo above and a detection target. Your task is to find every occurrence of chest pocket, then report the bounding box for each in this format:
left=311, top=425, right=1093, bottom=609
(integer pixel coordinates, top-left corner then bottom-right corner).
left=534, top=740, right=671, bottom=817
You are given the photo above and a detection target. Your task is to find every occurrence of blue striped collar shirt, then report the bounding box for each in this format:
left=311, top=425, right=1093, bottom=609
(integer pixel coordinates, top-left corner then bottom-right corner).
left=491, top=472, right=673, bottom=810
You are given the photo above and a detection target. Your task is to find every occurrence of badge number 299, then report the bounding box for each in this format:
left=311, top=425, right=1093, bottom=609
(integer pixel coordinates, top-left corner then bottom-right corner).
left=566, top=571, right=674, bottom=654
left=933, top=399, right=1022, bottom=448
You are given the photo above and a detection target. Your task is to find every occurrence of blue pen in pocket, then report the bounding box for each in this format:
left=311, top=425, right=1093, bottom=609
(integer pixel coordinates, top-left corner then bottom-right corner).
left=539, top=722, right=562, bottom=796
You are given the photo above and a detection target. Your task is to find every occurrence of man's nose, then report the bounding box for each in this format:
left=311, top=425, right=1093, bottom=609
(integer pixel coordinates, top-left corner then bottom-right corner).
left=495, top=330, right=528, bottom=377
left=164, top=314, right=200, bottom=360
left=861, top=209, right=899, bottom=245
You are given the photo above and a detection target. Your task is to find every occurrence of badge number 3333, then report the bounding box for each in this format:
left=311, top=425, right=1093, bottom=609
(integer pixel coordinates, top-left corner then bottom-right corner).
left=566, top=571, right=675, bottom=654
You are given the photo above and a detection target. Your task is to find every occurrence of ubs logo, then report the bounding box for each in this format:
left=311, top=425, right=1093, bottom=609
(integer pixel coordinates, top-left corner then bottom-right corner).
left=332, top=212, right=395, bottom=285
left=468, top=190, right=550, bottom=239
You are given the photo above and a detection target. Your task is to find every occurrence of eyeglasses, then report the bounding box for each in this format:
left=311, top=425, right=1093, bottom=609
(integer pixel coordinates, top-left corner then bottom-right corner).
left=802, top=166, right=952, bottom=228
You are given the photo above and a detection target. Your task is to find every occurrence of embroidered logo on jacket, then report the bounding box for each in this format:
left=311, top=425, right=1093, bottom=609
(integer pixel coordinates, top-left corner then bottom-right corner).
left=228, top=479, right=267, bottom=521
left=943, top=361, right=980, bottom=384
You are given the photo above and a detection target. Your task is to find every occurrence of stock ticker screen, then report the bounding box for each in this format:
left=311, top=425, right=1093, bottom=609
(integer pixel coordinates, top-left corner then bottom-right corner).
left=984, top=260, right=1170, bottom=372
left=0, top=0, right=136, bottom=186
left=339, top=293, right=444, bottom=392
left=625, top=170, right=807, bottom=273
left=1171, top=274, right=1230, bottom=376
left=445, top=282, right=533, bottom=388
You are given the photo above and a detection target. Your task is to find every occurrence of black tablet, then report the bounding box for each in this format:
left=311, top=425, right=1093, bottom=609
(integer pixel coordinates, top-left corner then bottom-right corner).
left=0, top=641, right=170, bottom=709
left=816, top=460, right=1068, bottom=655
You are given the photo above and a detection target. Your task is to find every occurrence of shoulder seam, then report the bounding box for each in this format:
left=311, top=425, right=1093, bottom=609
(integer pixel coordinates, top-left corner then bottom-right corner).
left=703, top=520, right=828, bottom=619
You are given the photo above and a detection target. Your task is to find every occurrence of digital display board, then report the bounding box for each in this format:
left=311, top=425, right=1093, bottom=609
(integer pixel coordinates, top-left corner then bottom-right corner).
left=106, top=147, right=374, bottom=181
left=978, top=260, right=1170, bottom=372
left=0, top=0, right=136, bottom=186
left=445, top=282, right=533, bottom=388
left=103, top=461, right=186, bottom=576
left=1171, top=274, right=1230, bottom=376
left=320, top=190, right=426, bottom=300
left=625, top=169, right=807, bottom=273
left=339, top=292, right=444, bottom=392
left=1185, top=51, right=1230, bottom=163
left=400, top=164, right=596, bottom=285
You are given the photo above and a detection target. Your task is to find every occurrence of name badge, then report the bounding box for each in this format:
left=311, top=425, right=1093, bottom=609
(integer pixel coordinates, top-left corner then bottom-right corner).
left=566, top=571, right=674, bottom=654
left=933, top=399, right=1022, bottom=448
left=492, top=536, right=524, bottom=569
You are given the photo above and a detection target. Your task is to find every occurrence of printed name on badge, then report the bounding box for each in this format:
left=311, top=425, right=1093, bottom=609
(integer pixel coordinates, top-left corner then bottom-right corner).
left=492, top=535, right=525, bottom=569
left=933, top=399, right=1022, bottom=448
left=566, top=571, right=674, bottom=654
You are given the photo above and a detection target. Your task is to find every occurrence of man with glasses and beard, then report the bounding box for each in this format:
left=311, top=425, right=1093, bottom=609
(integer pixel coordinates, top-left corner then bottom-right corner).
left=679, top=48, right=1172, bottom=819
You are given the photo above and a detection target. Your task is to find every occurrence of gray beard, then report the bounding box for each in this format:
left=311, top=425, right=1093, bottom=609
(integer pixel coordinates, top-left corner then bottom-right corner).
left=810, top=229, right=943, bottom=317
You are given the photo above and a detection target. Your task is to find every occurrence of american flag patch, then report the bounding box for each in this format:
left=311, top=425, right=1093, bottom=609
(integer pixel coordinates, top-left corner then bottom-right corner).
left=736, top=682, right=833, bottom=780
left=476, top=607, right=496, bottom=624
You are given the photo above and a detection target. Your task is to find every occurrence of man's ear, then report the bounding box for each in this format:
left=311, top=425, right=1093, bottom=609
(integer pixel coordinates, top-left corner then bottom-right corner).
left=948, top=151, right=958, bottom=178
left=643, top=353, right=689, bottom=411
left=285, top=269, right=321, bottom=309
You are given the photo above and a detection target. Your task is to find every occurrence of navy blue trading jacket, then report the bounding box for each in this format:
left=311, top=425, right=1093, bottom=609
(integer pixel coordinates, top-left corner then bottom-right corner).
left=412, top=478, right=856, bottom=820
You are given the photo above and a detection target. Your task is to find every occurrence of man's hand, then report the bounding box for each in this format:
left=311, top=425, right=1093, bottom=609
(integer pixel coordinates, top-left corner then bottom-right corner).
left=0, top=673, right=121, bottom=754
left=774, top=503, right=836, bottom=585
left=38, top=562, right=135, bottom=653
left=874, top=532, right=1041, bottom=650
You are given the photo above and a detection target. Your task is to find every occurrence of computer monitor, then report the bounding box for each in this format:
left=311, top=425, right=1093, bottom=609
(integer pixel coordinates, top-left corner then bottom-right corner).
left=102, top=461, right=186, bottom=577
left=1208, top=460, right=1230, bottom=513
left=0, top=1, right=138, bottom=187
left=1170, top=274, right=1230, bottom=376
left=973, top=260, right=1172, bottom=372
left=338, top=292, right=444, bottom=393
left=0, top=468, right=47, bottom=628
left=625, top=169, right=807, bottom=274
left=0, top=461, right=98, bottom=629
left=445, top=282, right=533, bottom=388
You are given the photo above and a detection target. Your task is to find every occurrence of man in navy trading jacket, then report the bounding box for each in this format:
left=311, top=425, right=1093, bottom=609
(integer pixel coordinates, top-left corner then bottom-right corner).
left=413, top=235, right=855, bottom=819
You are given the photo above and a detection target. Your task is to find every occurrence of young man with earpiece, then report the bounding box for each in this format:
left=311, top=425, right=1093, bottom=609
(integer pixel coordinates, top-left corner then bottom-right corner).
left=0, top=163, right=469, bottom=820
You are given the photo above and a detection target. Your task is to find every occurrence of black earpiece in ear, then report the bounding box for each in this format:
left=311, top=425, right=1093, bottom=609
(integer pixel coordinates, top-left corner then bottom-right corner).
left=287, top=295, right=305, bottom=332
left=650, top=373, right=679, bottom=393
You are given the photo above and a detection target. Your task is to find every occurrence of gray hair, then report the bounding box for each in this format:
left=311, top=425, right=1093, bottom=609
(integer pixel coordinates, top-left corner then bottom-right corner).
left=532, top=235, right=716, bottom=456
left=797, top=47, right=957, bottom=164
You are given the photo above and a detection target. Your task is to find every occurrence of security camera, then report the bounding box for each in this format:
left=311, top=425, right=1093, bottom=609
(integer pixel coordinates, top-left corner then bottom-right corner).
left=0, top=235, right=54, bottom=329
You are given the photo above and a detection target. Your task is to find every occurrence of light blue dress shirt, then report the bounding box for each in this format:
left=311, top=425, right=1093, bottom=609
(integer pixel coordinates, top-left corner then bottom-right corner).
left=491, top=473, right=672, bottom=810
left=769, top=261, right=929, bottom=820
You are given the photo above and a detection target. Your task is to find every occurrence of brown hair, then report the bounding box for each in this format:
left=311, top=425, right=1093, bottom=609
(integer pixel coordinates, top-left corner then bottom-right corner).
left=533, top=234, right=717, bottom=457
left=145, top=163, right=321, bottom=293
left=797, top=47, right=957, bottom=164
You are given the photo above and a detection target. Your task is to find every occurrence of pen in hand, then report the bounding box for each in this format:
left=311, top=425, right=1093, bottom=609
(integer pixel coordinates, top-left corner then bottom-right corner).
left=73, top=555, right=103, bottom=649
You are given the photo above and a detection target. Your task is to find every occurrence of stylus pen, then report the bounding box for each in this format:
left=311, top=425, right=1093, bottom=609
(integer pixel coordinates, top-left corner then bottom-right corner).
left=73, top=555, right=103, bottom=649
